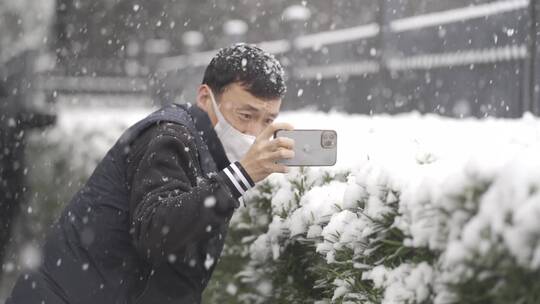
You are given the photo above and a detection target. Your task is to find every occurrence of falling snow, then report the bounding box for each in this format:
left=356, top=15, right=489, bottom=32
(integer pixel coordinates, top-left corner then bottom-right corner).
left=2, top=0, right=540, bottom=302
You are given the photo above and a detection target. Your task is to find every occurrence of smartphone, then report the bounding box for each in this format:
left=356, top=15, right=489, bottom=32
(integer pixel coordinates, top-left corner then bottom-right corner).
left=274, top=129, right=337, bottom=166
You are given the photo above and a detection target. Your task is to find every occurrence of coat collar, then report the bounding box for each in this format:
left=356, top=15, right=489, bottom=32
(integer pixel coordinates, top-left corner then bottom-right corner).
left=186, top=104, right=230, bottom=171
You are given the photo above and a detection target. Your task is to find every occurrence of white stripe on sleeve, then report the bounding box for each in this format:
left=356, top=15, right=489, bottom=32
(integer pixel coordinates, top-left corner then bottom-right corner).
left=230, top=162, right=252, bottom=190
left=223, top=167, right=245, bottom=195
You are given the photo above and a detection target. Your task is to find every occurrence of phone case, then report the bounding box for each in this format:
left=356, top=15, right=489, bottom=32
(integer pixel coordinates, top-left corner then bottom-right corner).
left=274, top=129, right=337, bottom=166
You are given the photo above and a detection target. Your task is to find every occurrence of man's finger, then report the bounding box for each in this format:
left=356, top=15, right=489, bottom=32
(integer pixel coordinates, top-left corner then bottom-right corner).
left=268, top=137, right=295, bottom=151
left=269, top=148, right=295, bottom=161
left=270, top=163, right=290, bottom=174
left=258, top=122, right=294, bottom=141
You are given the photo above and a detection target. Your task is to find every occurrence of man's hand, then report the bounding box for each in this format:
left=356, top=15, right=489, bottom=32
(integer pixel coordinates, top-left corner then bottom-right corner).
left=240, top=122, right=295, bottom=183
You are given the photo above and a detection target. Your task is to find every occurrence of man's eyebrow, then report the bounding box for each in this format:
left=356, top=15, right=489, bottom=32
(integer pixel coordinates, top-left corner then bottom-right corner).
left=238, top=104, right=261, bottom=112
left=238, top=104, right=278, bottom=118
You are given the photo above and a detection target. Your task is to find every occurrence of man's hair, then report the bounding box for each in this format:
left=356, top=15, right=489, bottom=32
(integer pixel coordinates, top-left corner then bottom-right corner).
left=202, top=43, right=286, bottom=100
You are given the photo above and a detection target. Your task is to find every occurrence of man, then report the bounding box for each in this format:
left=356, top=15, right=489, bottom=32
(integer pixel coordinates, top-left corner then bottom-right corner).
left=7, top=44, right=295, bottom=304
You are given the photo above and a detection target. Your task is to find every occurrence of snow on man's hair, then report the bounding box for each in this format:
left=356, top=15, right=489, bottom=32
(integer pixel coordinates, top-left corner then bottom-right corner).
left=202, top=43, right=286, bottom=100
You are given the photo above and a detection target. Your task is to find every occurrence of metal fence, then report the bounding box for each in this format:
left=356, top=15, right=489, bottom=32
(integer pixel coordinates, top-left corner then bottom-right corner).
left=158, top=0, right=539, bottom=118
left=2, top=0, right=538, bottom=118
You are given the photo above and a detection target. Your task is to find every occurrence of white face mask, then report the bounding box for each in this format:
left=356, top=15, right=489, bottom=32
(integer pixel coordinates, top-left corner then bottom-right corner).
left=208, top=89, right=256, bottom=163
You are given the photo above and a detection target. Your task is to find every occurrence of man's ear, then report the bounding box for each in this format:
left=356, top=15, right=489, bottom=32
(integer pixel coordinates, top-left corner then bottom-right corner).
left=197, top=85, right=219, bottom=127
left=196, top=85, right=211, bottom=113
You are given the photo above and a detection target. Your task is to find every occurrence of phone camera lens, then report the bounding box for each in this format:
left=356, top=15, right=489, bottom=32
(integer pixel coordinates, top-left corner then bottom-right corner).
left=321, top=131, right=336, bottom=149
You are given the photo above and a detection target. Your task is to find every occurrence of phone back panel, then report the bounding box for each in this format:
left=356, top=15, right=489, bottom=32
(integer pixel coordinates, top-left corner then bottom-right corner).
left=275, top=130, right=337, bottom=166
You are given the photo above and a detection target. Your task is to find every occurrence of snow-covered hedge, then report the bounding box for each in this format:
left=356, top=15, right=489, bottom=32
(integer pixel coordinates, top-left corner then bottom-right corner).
left=206, top=111, right=540, bottom=304
left=14, top=108, right=540, bottom=303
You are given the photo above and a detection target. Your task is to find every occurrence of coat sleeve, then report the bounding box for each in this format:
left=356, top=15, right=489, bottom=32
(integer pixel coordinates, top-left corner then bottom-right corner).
left=126, top=122, right=254, bottom=265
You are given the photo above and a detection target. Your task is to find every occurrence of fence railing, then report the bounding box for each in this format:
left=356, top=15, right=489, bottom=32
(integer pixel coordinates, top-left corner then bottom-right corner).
left=156, top=0, right=536, bottom=117
left=3, top=0, right=536, bottom=117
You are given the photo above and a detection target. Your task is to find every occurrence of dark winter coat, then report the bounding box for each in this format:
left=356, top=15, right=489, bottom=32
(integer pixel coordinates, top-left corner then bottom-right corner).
left=6, top=104, right=254, bottom=304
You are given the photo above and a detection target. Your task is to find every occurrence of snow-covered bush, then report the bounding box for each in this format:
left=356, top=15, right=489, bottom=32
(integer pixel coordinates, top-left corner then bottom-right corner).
left=206, top=111, right=540, bottom=304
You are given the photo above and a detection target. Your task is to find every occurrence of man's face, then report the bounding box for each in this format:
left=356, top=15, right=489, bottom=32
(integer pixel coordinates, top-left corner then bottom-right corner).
left=197, top=83, right=282, bottom=136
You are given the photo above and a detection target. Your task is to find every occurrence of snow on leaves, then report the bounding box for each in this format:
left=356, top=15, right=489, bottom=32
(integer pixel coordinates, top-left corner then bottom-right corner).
left=222, top=113, right=540, bottom=303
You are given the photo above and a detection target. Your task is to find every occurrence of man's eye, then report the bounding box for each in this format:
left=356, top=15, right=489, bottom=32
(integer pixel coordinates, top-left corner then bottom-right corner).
left=239, top=113, right=252, bottom=120
left=265, top=119, right=274, bottom=125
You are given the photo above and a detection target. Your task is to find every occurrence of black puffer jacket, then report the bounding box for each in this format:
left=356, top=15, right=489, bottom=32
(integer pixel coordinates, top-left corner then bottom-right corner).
left=6, top=104, right=254, bottom=304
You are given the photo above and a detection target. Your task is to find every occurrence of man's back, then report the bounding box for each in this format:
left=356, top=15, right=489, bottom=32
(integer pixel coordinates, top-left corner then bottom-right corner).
left=6, top=104, right=242, bottom=304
